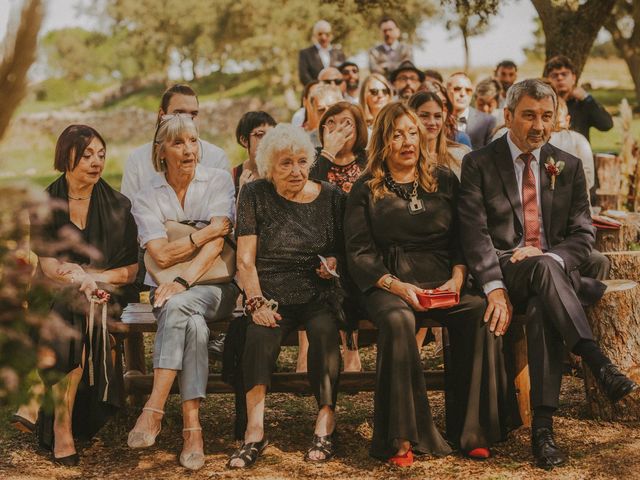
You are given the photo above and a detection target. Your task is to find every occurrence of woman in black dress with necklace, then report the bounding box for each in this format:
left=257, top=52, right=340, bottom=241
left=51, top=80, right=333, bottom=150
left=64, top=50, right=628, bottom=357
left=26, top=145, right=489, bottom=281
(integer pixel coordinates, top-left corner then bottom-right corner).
left=345, top=102, right=515, bottom=465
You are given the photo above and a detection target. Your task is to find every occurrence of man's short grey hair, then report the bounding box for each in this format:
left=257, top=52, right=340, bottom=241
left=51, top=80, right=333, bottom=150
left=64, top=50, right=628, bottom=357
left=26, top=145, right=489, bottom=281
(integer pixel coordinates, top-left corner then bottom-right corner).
left=313, top=20, right=331, bottom=36
left=152, top=115, right=199, bottom=172
left=309, top=83, right=342, bottom=105
left=506, top=79, right=557, bottom=113
left=255, top=123, right=316, bottom=180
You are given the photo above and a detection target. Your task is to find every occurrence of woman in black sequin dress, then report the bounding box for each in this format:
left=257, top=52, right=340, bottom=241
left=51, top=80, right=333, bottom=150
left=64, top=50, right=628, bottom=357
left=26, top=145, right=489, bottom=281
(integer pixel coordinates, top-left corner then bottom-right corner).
left=345, top=103, right=517, bottom=465
left=228, top=124, right=344, bottom=468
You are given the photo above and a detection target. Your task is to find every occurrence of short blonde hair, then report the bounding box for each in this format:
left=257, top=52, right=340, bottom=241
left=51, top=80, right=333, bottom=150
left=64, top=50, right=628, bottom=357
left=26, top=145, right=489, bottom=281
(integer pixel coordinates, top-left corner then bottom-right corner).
left=255, top=123, right=316, bottom=180
left=151, top=115, right=199, bottom=172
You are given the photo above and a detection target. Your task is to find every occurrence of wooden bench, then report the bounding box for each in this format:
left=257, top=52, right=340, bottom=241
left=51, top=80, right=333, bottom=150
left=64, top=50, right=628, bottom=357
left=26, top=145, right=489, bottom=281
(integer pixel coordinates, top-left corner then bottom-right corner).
left=109, top=303, right=532, bottom=437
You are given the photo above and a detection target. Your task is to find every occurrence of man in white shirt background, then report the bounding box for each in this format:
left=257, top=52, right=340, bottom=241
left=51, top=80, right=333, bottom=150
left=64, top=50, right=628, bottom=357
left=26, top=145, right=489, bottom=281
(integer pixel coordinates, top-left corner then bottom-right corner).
left=120, top=84, right=229, bottom=202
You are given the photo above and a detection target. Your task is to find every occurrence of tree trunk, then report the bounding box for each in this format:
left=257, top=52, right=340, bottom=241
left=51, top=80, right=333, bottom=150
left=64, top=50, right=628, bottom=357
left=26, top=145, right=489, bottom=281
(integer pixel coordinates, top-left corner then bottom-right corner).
left=531, top=0, right=617, bottom=79
left=584, top=280, right=640, bottom=421
left=605, top=251, right=640, bottom=281
left=605, top=6, right=640, bottom=109
left=461, top=27, right=470, bottom=73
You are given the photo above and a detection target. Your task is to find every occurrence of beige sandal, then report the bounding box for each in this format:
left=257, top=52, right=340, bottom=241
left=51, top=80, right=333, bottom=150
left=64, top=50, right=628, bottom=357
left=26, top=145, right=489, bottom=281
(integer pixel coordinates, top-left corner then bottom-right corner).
left=127, top=407, right=164, bottom=449
left=180, top=427, right=205, bottom=471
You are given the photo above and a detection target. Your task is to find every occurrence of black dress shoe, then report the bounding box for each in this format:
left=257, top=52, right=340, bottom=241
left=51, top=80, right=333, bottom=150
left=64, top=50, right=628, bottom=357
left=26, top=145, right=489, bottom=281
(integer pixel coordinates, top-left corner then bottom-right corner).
left=208, top=333, right=226, bottom=358
left=531, top=427, right=566, bottom=470
left=598, top=363, right=639, bottom=403
left=53, top=452, right=80, bottom=467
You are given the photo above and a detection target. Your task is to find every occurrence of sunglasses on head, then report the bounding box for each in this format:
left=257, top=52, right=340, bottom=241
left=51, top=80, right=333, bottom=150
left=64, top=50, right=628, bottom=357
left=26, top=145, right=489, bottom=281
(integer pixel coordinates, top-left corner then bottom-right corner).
left=369, top=88, right=390, bottom=96
left=322, top=78, right=344, bottom=86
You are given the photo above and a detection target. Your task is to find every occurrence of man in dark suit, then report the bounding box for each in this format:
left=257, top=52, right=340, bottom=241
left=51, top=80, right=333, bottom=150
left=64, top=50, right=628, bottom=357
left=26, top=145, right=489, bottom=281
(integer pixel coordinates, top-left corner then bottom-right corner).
left=458, top=79, right=637, bottom=470
left=447, top=72, right=496, bottom=149
left=298, top=20, right=346, bottom=87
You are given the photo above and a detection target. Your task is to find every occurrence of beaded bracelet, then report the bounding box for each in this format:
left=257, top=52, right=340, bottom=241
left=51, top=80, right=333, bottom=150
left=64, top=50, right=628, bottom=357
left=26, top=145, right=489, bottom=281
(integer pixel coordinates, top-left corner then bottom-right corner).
left=243, top=295, right=279, bottom=315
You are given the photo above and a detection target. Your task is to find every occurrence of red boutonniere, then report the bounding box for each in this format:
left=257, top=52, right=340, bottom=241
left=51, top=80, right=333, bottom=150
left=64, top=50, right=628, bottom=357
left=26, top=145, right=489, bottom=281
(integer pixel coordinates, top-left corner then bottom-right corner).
left=544, top=156, right=565, bottom=191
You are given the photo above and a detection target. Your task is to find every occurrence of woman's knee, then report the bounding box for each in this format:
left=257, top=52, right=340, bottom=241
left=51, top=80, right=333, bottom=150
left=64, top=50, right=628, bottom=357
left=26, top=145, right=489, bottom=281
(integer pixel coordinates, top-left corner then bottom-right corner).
left=185, top=315, right=210, bottom=345
left=375, top=307, right=415, bottom=336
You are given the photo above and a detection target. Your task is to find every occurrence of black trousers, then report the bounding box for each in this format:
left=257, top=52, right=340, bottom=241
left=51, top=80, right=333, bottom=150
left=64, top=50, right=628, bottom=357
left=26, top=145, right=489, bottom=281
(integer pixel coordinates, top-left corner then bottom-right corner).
left=242, top=301, right=341, bottom=408
left=365, top=288, right=515, bottom=459
left=501, top=250, right=609, bottom=409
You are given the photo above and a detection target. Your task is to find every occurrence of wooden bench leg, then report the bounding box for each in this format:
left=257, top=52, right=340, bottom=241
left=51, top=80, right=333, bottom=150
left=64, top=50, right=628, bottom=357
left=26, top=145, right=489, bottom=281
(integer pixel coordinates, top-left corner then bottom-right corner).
left=512, top=324, right=532, bottom=427
left=124, top=332, right=147, bottom=407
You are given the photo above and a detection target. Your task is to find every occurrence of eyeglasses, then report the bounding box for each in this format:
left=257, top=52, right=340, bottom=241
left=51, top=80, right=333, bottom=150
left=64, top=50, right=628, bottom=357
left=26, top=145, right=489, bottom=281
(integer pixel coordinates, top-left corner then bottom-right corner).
left=322, top=78, right=344, bottom=86
left=369, top=88, right=390, bottom=96
left=395, top=75, right=420, bottom=83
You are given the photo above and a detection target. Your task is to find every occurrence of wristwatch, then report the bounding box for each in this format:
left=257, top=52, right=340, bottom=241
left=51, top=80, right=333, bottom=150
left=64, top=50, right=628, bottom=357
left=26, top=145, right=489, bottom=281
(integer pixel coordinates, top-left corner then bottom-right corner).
left=382, top=275, right=398, bottom=290
left=173, top=276, right=191, bottom=290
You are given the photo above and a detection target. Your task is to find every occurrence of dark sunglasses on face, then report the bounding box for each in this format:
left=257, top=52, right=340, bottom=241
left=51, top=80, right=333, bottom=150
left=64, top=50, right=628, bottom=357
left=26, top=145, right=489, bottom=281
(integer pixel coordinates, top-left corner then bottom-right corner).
left=369, top=88, right=390, bottom=96
left=322, top=78, right=344, bottom=86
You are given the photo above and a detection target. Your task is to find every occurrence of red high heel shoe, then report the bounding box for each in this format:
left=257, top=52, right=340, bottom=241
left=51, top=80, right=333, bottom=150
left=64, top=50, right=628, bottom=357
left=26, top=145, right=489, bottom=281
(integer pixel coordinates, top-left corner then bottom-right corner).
left=388, top=448, right=413, bottom=467
left=465, top=447, right=491, bottom=460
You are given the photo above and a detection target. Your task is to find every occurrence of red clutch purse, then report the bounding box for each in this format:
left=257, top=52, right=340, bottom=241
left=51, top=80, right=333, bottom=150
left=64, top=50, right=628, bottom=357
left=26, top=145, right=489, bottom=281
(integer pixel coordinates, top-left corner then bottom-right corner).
left=416, top=289, right=460, bottom=309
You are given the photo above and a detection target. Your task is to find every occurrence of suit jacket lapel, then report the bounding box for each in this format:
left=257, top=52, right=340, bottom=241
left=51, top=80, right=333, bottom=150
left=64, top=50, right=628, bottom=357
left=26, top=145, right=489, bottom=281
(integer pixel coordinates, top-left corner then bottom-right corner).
left=494, top=136, right=523, bottom=227
left=539, top=143, right=553, bottom=245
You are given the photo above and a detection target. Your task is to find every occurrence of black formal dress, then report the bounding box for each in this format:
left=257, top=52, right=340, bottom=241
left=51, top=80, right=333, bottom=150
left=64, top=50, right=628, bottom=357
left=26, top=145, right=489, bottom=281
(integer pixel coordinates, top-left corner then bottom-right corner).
left=33, top=175, right=138, bottom=445
left=345, top=168, right=517, bottom=459
left=235, top=179, right=344, bottom=407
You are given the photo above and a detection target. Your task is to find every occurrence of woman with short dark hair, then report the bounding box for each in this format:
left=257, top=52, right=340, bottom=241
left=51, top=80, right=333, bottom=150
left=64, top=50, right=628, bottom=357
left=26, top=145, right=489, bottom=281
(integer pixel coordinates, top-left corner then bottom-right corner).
left=233, top=111, right=277, bottom=194
left=33, top=124, right=139, bottom=466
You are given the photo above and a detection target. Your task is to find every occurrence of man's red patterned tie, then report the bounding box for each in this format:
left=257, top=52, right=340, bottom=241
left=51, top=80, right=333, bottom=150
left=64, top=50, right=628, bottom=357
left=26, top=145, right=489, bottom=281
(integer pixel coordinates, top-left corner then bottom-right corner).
left=521, top=153, right=541, bottom=249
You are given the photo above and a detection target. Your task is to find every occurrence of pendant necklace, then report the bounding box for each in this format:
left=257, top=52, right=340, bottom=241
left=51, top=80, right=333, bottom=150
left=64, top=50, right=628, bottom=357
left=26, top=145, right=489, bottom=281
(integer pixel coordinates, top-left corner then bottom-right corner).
left=384, top=170, right=425, bottom=215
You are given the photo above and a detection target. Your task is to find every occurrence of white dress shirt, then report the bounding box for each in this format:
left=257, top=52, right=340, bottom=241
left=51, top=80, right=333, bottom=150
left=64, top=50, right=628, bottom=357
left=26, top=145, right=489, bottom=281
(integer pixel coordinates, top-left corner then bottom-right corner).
left=457, top=107, right=470, bottom=133
left=315, top=43, right=331, bottom=69
left=483, top=134, right=564, bottom=295
left=131, top=165, right=235, bottom=287
left=120, top=139, right=230, bottom=202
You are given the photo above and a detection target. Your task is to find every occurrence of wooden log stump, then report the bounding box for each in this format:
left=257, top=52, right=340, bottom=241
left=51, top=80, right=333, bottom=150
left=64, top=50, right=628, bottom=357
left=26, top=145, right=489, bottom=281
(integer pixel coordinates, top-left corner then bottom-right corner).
left=595, top=212, right=640, bottom=252
left=584, top=280, right=640, bottom=420
left=605, top=251, right=640, bottom=282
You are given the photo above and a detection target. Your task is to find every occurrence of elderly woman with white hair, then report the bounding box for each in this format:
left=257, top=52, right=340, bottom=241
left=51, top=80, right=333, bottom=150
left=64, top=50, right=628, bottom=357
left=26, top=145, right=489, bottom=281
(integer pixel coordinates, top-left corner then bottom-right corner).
left=228, top=123, right=344, bottom=468
left=127, top=115, right=239, bottom=471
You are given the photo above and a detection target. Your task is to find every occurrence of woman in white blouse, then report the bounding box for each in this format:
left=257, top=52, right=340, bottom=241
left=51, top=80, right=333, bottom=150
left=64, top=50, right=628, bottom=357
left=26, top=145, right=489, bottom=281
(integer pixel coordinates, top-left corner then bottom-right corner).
left=127, top=115, right=239, bottom=471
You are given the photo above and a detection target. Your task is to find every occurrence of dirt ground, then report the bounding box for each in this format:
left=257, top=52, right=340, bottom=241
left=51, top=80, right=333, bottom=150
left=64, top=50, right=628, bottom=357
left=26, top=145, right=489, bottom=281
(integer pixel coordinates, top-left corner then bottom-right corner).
left=2, top=345, right=640, bottom=480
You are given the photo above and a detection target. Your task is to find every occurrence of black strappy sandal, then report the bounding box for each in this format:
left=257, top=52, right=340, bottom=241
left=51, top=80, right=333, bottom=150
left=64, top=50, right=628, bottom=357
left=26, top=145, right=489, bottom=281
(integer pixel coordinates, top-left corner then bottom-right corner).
left=304, top=433, right=335, bottom=463
left=226, top=438, right=269, bottom=469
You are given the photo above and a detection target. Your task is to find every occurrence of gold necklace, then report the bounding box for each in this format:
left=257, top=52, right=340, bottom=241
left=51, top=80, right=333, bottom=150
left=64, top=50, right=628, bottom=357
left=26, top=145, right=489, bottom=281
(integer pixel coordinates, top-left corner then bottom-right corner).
left=68, top=193, right=91, bottom=201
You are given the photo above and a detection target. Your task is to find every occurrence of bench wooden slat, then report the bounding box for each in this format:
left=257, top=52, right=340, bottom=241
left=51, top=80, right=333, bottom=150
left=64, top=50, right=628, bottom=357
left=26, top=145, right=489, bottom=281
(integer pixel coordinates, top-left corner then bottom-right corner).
left=124, top=370, right=445, bottom=395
